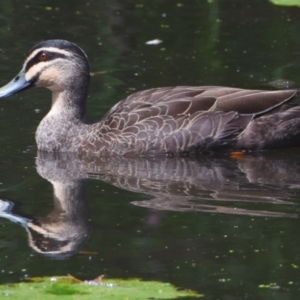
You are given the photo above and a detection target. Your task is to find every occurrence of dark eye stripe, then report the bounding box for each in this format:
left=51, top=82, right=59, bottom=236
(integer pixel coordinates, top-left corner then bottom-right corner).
left=25, top=51, right=67, bottom=72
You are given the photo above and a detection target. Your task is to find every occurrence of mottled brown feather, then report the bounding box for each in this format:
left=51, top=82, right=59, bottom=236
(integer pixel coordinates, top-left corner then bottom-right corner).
left=79, top=86, right=297, bottom=155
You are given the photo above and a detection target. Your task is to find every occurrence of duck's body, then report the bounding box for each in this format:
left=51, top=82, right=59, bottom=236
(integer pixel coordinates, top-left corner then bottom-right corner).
left=0, top=39, right=300, bottom=156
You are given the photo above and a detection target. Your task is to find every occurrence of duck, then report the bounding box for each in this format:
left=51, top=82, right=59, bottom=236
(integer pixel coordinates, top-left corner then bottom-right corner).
left=0, top=39, right=299, bottom=157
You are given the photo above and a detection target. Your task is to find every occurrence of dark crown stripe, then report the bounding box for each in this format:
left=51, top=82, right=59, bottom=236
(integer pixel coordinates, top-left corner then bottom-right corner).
left=25, top=50, right=68, bottom=72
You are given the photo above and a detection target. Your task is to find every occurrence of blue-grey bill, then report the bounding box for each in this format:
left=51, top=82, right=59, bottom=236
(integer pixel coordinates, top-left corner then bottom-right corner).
left=0, top=69, right=33, bottom=98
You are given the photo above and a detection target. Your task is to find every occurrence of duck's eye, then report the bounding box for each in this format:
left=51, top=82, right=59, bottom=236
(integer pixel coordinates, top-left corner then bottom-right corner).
left=39, top=52, right=48, bottom=61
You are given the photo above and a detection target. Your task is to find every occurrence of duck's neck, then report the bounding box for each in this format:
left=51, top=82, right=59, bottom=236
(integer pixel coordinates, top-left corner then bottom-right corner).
left=48, top=89, right=86, bottom=122
left=36, top=84, right=89, bottom=152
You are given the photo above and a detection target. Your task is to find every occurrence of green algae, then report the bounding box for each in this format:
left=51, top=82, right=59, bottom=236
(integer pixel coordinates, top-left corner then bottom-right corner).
left=0, top=276, right=202, bottom=299
left=270, top=0, right=300, bottom=6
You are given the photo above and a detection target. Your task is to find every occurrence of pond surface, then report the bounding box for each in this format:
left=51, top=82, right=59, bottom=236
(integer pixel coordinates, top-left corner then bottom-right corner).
left=0, top=0, right=300, bottom=299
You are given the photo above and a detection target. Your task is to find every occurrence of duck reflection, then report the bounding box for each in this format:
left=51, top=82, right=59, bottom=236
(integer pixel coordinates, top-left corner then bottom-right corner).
left=0, top=151, right=298, bottom=259
left=85, top=153, right=299, bottom=218
left=0, top=153, right=91, bottom=259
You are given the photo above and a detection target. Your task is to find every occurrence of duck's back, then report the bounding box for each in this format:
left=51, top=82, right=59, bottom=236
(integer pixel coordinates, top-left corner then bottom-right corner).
left=80, top=86, right=298, bottom=156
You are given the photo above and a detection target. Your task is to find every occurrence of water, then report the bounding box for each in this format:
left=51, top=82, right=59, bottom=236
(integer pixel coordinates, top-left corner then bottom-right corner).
left=0, top=0, right=300, bottom=298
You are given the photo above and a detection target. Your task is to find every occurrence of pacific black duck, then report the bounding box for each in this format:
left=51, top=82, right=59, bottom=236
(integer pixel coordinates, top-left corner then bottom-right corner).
left=0, top=39, right=299, bottom=156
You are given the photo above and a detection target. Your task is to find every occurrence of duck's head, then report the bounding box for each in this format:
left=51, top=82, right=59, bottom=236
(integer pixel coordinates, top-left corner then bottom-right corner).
left=0, top=40, right=90, bottom=98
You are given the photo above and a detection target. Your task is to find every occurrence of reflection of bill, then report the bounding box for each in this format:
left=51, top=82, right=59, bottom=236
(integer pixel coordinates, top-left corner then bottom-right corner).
left=0, top=199, right=30, bottom=227
left=0, top=151, right=299, bottom=259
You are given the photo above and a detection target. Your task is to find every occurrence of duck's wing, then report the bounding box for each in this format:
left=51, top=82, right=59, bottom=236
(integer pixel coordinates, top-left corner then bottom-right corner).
left=96, top=86, right=298, bottom=155
left=208, top=88, right=297, bottom=115
left=101, top=86, right=297, bottom=128
left=104, top=86, right=297, bottom=118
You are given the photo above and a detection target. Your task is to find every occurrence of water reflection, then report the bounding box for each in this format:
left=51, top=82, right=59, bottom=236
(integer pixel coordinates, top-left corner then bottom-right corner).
left=0, top=151, right=299, bottom=258
left=0, top=153, right=91, bottom=259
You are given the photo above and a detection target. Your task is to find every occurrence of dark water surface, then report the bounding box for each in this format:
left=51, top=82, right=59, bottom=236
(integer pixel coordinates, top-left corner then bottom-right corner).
left=0, top=0, right=300, bottom=299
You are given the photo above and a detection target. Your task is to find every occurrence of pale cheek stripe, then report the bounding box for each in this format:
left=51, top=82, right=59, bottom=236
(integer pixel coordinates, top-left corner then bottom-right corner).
left=24, top=60, right=63, bottom=81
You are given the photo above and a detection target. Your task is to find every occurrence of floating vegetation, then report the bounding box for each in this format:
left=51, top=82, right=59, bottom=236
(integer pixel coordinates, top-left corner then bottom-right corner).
left=0, top=275, right=203, bottom=299
left=270, top=0, right=300, bottom=6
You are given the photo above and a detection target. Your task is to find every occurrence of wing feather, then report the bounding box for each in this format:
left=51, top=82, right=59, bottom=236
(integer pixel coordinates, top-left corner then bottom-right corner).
left=95, top=86, right=298, bottom=155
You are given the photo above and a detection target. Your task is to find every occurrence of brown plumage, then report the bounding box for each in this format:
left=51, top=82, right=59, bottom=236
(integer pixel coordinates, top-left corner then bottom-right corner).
left=85, top=86, right=298, bottom=155
left=0, top=40, right=299, bottom=156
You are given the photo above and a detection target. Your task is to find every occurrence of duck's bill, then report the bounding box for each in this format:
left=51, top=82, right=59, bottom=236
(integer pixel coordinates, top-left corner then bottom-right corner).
left=0, top=69, right=34, bottom=98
